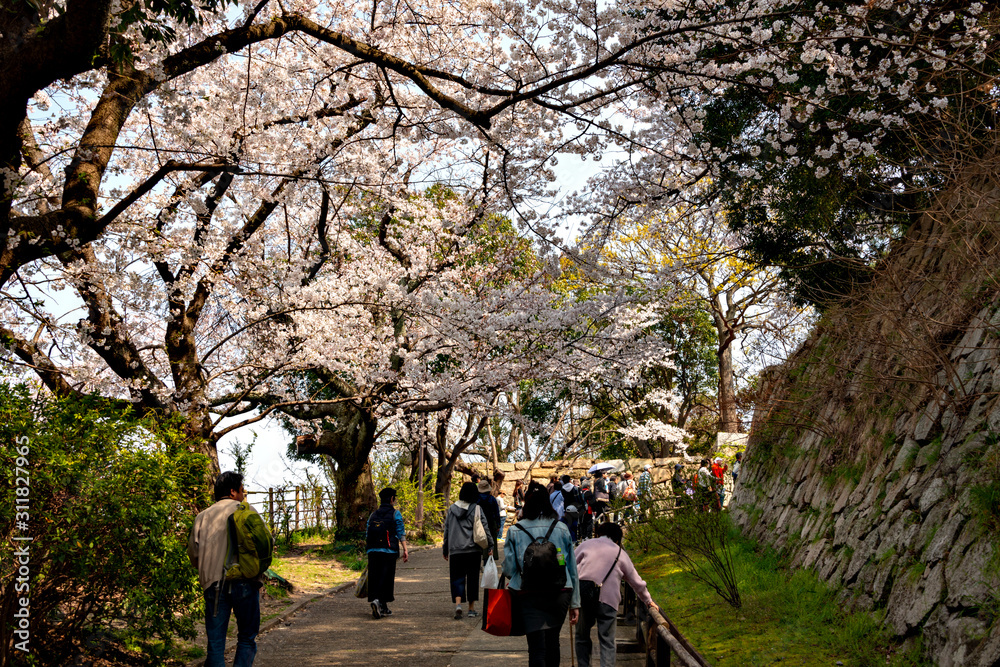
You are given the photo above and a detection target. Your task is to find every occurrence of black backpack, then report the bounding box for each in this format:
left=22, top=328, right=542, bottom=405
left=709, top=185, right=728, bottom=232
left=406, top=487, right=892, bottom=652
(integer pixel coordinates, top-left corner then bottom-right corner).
left=561, top=487, right=583, bottom=521
left=514, top=520, right=566, bottom=592
left=366, top=506, right=397, bottom=551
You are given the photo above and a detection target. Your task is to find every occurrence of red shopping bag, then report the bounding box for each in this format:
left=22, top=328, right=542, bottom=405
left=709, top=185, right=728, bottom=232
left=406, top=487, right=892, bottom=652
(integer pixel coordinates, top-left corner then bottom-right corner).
left=481, top=587, right=513, bottom=636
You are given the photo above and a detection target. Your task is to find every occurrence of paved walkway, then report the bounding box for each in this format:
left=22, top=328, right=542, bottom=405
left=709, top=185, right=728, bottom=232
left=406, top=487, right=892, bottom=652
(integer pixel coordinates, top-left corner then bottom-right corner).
left=250, top=544, right=644, bottom=666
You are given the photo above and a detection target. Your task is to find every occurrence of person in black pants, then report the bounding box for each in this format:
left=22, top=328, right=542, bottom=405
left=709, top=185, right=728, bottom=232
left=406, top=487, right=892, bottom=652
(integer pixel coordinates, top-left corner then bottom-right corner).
left=366, top=487, right=409, bottom=619
left=444, top=482, right=494, bottom=618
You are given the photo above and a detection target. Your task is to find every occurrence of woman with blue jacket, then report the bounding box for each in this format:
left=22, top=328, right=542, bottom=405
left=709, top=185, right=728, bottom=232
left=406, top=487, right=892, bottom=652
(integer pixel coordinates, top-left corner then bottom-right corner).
left=503, top=481, right=580, bottom=667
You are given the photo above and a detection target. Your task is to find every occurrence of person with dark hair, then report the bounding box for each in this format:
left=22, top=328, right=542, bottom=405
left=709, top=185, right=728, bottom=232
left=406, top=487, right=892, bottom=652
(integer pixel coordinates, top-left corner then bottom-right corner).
left=188, top=471, right=270, bottom=667
left=671, top=463, right=688, bottom=508
left=732, top=451, right=743, bottom=484
left=512, top=478, right=526, bottom=519
left=574, top=522, right=657, bottom=667
left=559, top=474, right=584, bottom=542
left=503, top=481, right=580, bottom=667
left=579, top=478, right=595, bottom=540
left=366, top=487, right=409, bottom=619
left=493, top=469, right=506, bottom=493
left=443, top=481, right=494, bottom=619
left=592, top=471, right=610, bottom=518
left=476, top=479, right=502, bottom=559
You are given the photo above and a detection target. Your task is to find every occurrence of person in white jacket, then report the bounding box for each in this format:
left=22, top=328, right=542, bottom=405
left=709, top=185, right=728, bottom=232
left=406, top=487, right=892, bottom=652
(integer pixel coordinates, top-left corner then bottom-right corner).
left=574, top=522, right=658, bottom=667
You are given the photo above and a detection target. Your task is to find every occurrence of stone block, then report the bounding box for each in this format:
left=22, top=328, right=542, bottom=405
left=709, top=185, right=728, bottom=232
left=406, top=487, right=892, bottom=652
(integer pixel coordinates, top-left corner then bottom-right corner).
left=914, top=441, right=943, bottom=470
left=914, top=401, right=942, bottom=442
left=941, top=432, right=986, bottom=476
left=514, top=462, right=532, bottom=470
left=882, top=474, right=910, bottom=513
left=832, top=482, right=855, bottom=515
left=802, top=539, right=828, bottom=570
left=496, top=462, right=516, bottom=472
left=885, top=561, right=945, bottom=634
left=844, top=538, right=874, bottom=583
left=833, top=513, right=849, bottom=545
left=945, top=538, right=998, bottom=608
left=892, top=437, right=921, bottom=473
left=950, top=317, right=987, bottom=361
left=968, top=617, right=1000, bottom=667
left=801, top=476, right=823, bottom=507
left=931, top=612, right=986, bottom=667
left=923, top=511, right=966, bottom=564
left=871, top=554, right=896, bottom=605
left=916, top=477, right=950, bottom=516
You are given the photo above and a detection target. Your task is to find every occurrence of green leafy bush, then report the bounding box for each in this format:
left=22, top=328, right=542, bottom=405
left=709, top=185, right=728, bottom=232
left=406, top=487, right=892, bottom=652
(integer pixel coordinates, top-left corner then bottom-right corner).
left=0, top=384, right=209, bottom=666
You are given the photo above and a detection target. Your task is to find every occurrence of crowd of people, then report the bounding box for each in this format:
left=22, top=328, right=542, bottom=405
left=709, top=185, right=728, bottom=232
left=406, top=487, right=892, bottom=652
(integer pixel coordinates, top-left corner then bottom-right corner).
left=363, top=463, right=685, bottom=667
left=186, top=456, right=740, bottom=667
left=671, top=452, right=742, bottom=512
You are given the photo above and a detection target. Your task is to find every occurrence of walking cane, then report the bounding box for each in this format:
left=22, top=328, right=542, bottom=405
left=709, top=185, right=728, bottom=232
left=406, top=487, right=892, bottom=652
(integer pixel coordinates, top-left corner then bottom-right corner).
left=569, top=614, right=575, bottom=665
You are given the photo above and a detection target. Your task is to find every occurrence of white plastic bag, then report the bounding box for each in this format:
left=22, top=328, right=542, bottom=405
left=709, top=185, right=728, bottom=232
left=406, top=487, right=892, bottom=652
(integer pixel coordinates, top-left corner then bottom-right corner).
left=481, top=555, right=500, bottom=589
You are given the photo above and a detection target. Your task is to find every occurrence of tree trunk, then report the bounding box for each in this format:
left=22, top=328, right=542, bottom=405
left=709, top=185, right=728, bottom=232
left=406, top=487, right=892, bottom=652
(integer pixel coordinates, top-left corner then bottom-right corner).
left=300, top=402, right=378, bottom=538
left=332, top=458, right=377, bottom=538
left=716, top=318, right=739, bottom=433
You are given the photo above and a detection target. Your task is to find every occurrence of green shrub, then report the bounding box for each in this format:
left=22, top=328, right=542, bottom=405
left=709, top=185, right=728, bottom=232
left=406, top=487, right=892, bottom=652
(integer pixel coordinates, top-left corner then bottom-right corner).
left=0, top=383, right=209, bottom=666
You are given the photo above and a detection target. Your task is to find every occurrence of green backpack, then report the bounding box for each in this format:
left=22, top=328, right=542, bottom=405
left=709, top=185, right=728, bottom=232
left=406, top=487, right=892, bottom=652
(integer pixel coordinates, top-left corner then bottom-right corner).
left=225, top=501, right=273, bottom=580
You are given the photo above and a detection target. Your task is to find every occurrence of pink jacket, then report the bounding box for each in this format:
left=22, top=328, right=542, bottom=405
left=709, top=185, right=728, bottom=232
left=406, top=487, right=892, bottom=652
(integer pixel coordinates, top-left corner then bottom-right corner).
left=575, top=536, right=654, bottom=610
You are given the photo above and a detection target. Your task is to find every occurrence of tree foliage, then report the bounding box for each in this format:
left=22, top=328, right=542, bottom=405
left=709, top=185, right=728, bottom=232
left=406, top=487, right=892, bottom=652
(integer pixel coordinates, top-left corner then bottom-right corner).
left=0, top=384, right=209, bottom=666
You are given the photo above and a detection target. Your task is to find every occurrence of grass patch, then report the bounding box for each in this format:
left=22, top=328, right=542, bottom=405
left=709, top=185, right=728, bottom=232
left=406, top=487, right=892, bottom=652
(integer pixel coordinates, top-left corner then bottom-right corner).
left=630, top=532, right=931, bottom=667
left=270, top=534, right=369, bottom=589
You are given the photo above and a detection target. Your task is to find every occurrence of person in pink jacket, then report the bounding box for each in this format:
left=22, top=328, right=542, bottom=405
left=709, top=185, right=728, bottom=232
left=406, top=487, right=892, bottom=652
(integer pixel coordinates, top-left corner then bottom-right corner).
left=574, top=522, right=658, bottom=667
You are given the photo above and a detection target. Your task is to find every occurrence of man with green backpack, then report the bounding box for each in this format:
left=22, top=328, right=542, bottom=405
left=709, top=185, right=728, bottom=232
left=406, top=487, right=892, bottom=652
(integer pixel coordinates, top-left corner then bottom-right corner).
left=188, top=471, right=273, bottom=667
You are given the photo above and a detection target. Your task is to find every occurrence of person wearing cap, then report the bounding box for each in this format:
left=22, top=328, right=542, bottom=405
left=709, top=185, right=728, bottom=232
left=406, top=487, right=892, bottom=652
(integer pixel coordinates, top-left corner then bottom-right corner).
left=476, top=478, right=502, bottom=560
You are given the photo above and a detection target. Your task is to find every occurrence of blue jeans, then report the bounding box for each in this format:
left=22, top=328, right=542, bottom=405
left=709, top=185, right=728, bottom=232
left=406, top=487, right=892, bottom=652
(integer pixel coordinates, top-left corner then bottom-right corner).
left=204, top=580, right=261, bottom=667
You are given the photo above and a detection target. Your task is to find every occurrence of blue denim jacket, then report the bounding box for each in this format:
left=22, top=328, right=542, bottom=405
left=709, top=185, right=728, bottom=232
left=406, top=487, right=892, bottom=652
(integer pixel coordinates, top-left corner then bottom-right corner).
left=502, top=517, right=581, bottom=609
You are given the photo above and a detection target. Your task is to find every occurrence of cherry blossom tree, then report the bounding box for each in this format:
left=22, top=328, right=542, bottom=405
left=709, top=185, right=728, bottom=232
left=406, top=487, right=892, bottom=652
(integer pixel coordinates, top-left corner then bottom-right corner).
left=4, top=0, right=997, bottom=524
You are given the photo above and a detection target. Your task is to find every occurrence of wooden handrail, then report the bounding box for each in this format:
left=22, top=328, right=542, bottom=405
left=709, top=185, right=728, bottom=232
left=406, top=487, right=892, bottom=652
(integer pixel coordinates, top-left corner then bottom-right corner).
left=621, top=580, right=712, bottom=666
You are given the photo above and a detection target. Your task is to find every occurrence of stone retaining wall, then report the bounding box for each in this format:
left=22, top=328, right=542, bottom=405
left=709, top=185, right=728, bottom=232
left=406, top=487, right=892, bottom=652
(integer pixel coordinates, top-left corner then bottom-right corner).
left=730, top=186, right=1000, bottom=666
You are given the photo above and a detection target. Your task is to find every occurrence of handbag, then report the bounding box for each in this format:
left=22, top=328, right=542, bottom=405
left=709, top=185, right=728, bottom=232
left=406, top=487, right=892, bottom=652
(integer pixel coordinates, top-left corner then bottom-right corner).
left=579, top=546, right=621, bottom=612
left=482, top=587, right=513, bottom=636
left=472, top=506, right=490, bottom=550
left=353, top=566, right=369, bottom=599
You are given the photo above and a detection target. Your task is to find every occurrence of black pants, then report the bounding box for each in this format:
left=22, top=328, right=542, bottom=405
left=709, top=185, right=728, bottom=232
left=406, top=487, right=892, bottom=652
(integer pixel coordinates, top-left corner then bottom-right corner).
left=448, top=552, right=481, bottom=602
left=526, top=627, right=561, bottom=667
left=367, top=551, right=398, bottom=604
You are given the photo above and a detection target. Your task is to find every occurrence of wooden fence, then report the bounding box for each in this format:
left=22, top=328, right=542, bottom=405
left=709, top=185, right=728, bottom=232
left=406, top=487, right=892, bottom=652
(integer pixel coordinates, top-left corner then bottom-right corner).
left=246, top=487, right=335, bottom=536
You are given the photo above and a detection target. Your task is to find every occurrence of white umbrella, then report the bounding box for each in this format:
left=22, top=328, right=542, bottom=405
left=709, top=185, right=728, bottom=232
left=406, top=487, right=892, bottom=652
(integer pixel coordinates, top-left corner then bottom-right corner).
left=587, top=462, right=615, bottom=474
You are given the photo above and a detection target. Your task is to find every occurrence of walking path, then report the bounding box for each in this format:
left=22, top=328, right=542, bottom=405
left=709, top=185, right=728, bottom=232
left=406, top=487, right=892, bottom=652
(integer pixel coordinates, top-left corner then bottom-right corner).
left=250, top=544, right=644, bottom=666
